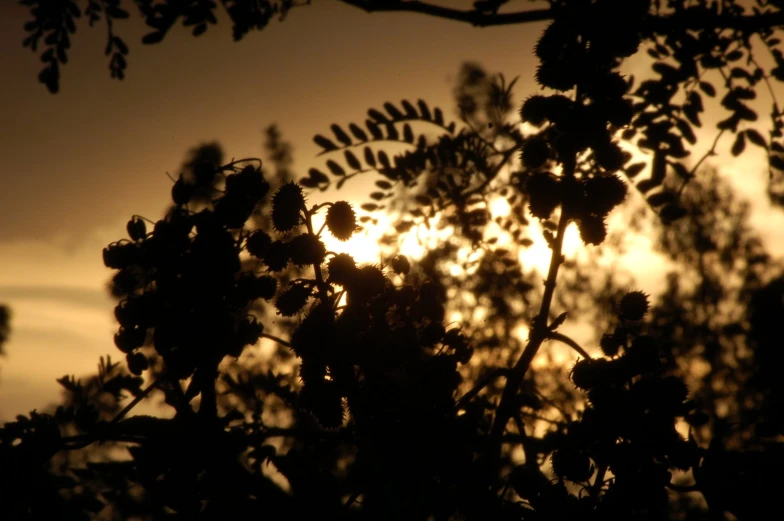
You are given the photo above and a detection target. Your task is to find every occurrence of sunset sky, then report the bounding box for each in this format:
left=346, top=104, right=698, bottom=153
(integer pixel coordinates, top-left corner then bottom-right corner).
left=1, top=0, right=783, bottom=420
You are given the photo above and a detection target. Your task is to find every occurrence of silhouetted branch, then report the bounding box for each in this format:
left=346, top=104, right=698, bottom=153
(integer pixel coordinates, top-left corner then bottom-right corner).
left=339, top=0, right=784, bottom=33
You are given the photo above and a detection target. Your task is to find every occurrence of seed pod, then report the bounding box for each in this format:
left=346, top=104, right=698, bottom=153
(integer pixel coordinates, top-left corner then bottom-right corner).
left=551, top=447, right=593, bottom=482
left=126, top=352, right=149, bottom=376
left=521, top=136, right=551, bottom=169
left=262, top=240, right=291, bottom=272
left=520, top=95, right=550, bottom=127
left=600, top=332, right=621, bottom=357
left=275, top=284, right=312, bottom=316
left=127, top=216, right=147, bottom=241
left=290, top=233, right=327, bottom=267
left=325, top=201, right=356, bottom=241
left=327, top=253, right=358, bottom=286
left=271, top=182, right=305, bottom=233
left=526, top=172, right=561, bottom=220
left=577, top=214, right=607, bottom=245
left=584, top=174, right=628, bottom=215
left=246, top=230, right=272, bottom=258
left=619, top=291, right=650, bottom=320
left=114, top=326, right=146, bottom=353
left=171, top=174, right=193, bottom=206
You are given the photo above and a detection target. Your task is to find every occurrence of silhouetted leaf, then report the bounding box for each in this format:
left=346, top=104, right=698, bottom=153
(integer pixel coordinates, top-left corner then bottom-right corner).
left=378, top=151, right=391, bottom=169
left=403, top=124, right=415, bottom=143
left=361, top=203, right=378, bottom=211
left=314, top=134, right=338, bottom=152
left=417, top=99, right=432, bottom=120
left=659, top=203, right=688, bottom=222
left=349, top=123, right=368, bottom=142
left=375, top=180, right=392, bottom=189
left=626, top=162, right=646, bottom=178
left=699, top=81, right=716, bottom=97
left=366, top=120, right=383, bottom=140
left=370, top=192, right=385, bottom=201
left=401, top=99, right=418, bottom=118
left=326, top=160, right=346, bottom=176
left=331, top=124, right=352, bottom=146
left=731, top=131, right=746, bottom=156
left=142, top=31, right=165, bottom=44
left=345, top=150, right=362, bottom=171
left=368, top=108, right=389, bottom=123
left=646, top=190, right=677, bottom=207
left=364, top=146, right=377, bottom=167
left=386, top=123, right=399, bottom=140
left=745, top=129, right=767, bottom=149
left=434, top=107, right=444, bottom=125
left=384, top=102, right=404, bottom=120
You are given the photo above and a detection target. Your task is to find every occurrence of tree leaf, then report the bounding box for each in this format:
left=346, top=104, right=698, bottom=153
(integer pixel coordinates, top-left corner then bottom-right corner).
left=403, top=123, right=414, bottom=143
left=366, top=120, right=383, bottom=140
left=401, top=99, right=418, bottom=118
left=384, top=102, right=404, bottom=120
left=364, top=146, right=377, bottom=167
left=326, top=160, right=346, bottom=176
left=417, top=99, right=432, bottom=120
left=349, top=123, right=368, bottom=142
left=731, top=131, right=746, bottom=156
left=368, top=108, right=389, bottom=123
left=314, top=134, right=338, bottom=152
left=625, top=162, right=646, bottom=178
left=345, top=150, right=361, bottom=171
left=331, top=124, right=352, bottom=146
left=745, top=129, right=767, bottom=149
left=698, top=81, right=716, bottom=97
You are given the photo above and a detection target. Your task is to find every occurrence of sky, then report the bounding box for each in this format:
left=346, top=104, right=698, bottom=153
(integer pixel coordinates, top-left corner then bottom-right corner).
left=1, top=0, right=783, bottom=420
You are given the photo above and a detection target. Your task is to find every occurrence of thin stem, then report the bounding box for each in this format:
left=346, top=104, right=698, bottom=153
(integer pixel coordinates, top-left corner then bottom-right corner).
left=455, top=367, right=508, bottom=410
left=546, top=331, right=591, bottom=360
left=260, top=332, right=292, bottom=348
left=110, top=378, right=161, bottom=426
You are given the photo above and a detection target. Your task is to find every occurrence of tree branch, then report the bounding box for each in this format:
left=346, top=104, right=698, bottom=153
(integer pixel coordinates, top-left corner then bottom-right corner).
left=338, top=0, right=784, bottom=33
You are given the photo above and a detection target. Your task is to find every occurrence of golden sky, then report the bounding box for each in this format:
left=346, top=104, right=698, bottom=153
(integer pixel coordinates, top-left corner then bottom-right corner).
left=1, top=0, right=782, bottom=419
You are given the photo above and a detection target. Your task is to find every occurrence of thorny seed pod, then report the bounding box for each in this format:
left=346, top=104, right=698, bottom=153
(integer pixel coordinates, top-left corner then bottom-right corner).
left=551, top=447, right=593, bottom=482
left=326, top=201, right=356, bottom=241
left=127, top=216, right=147, bottom=242
left=600, top=332, right=622, bottom=357
left=526, top=172, right=561, bottom=220
left=584, top=174, right=628, bottom=215
left=521, top=136, right=551, bottom=169
left=570, top=358, right=608, bottom=391
left=271, top=182, right=305, bottom=233
left=592, top=140, right=626, bottom=172
left=246, top=230, right=272, bottom=258
left=520, top=95, right=550, bottom=127
left=290, top=233, right=327, bottom=267
left=263, top=240, right=291, bottom=272
left=347, top=265, right=387, bottom=304
left=275, top=284, right=312, bottom=316
left=577, top=214, right=607, bottom=245
left=619, top=290, right=650, bottom=320
left=535, top=61, right=577, bottom=92
left=327, top=253, right=358, bottom=286
left=299, top=380, right=344, bottom=429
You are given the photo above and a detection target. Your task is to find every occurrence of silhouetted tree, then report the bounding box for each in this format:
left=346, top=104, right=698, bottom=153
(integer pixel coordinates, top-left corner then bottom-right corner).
left=7, top=1, right=784, bottom=520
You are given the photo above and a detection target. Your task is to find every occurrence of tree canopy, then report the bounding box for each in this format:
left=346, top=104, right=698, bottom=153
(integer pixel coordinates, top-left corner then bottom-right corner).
left=5, top=0, right=784, bottom=519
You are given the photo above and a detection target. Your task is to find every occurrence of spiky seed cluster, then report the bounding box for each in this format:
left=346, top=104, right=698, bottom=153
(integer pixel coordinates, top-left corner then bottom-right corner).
left=521, top=137, right=551, bottom=168
left=290, top=233, right=327, bottom=267
left=520, top=95, right=550, bottom=127
left=326, top=201, right=356, bottom=241
left=526, top=172, right=561, bottom=220
left=577, top=214, right=607, bottom=245
left=584, top=174, right=628, bottom=215
left=246, top=230, right=272, bottom=258
left=275, top=284, right=312, bottom=316
left=127, top=216, right=147, bottom=242
left=551, top=448, right=593, bottom=482
left=592, top=140, right=626, bottom=172
left=126, top=352, right=148, bottom=376
left=600, top=333, right=621, bottom=357
left=261, top=240, right=291, bottom=272
left=271, top=182, right=305, bottom=233
left=619, top=291, right=650, bottom=321
left=327, top=253, right=358, bottom=286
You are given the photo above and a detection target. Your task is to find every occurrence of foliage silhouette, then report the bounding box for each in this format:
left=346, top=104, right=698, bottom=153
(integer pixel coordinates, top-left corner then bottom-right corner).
left=6, top=0, right=784, bottom=519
